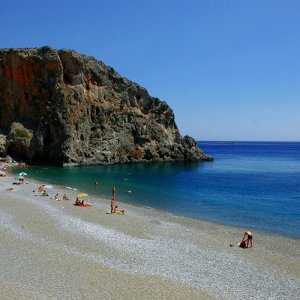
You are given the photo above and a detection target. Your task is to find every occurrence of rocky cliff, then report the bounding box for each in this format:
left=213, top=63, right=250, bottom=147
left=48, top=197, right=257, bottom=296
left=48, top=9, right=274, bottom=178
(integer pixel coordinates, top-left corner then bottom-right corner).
left=0, top=46, right=212, bottom=166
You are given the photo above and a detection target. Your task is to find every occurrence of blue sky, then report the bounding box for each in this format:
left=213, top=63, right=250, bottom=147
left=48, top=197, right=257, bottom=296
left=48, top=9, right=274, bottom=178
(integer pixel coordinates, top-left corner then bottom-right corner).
left=1, top=0, right=300, bottom=141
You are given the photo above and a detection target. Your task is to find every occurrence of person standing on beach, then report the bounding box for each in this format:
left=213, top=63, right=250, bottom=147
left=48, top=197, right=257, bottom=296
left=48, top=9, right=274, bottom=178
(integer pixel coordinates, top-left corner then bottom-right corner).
left=243, top=231, right=253, bottom=248
left=111, top=186, right=116, bottom=213
left=111, top=198, right=115, bottom=213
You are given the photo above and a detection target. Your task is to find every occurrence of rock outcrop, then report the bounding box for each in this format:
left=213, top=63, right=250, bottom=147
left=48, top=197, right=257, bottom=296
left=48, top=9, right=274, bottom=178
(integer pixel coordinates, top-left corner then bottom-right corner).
left=0, top=47, right=212, bottom=166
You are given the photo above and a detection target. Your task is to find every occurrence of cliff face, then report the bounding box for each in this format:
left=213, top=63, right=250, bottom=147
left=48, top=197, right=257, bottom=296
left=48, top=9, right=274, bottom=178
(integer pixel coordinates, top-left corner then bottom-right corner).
left=0, top=46, right=212, bottom=166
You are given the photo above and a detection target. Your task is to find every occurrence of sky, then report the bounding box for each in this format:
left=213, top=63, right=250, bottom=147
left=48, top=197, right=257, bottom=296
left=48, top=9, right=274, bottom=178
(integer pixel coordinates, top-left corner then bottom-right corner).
left=1, top=0, right=300, bottom=141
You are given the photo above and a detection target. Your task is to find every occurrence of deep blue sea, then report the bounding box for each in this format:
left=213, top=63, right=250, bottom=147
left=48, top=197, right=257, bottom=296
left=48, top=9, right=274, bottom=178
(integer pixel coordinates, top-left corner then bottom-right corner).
left=20, top=142, right=300, bottom=238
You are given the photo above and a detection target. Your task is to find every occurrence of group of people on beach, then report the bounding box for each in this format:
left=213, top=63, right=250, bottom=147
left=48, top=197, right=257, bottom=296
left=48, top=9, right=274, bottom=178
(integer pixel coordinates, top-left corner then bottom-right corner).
left=2, top=159, right=256, bottom=248
left=1, top=157, right=125, bottom=215
left=32, top=180, right=122, bottom=212
left=32, top=184, right=93, bottom=206
left=1, top=158, right=28, bottom=188
left=50, top=193, right=70, bottom=201
left=0, top=157, right=18, bottom=176
left=45, top=185, right=124, bottom=212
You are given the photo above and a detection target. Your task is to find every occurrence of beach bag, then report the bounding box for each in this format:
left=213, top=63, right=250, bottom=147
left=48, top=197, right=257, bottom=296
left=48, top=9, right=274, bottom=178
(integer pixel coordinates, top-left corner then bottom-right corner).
left=239, top=240, right=246, bottom=248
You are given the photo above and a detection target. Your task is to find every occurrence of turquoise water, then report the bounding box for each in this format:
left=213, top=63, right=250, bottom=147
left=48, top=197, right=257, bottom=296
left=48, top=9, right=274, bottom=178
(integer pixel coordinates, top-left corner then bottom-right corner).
left=17, top=142, right=300, bottom=238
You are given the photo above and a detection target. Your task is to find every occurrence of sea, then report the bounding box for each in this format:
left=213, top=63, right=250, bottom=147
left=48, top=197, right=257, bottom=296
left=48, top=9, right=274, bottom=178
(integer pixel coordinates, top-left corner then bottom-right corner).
left=17, top=141, right=300, bottom=238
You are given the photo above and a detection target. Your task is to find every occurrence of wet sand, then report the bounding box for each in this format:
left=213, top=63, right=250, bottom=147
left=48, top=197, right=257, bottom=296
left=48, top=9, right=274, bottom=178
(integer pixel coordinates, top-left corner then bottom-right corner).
left=0, top=173, right=299, bottom=299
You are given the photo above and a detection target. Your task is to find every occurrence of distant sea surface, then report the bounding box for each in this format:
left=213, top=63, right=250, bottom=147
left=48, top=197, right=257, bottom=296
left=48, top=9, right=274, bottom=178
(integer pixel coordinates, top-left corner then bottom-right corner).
left=21, top=142, right=300, bottom=238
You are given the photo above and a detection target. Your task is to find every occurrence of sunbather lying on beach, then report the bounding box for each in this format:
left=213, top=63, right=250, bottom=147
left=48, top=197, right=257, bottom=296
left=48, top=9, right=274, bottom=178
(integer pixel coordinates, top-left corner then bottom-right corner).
left=37, top=185, right=45, bottom=193
left=63, top=194, right=70, bottom=200
left=6, top=187, right=16, bottom=192
left=81, top=200, right=92, bottom=207
left=51, top=193, right=61, bottom=201
left=73, top=198, right=92, bottom=207
left=113, top=205, right=125, bottom=215
left=74, top=198, right=81, bottom=206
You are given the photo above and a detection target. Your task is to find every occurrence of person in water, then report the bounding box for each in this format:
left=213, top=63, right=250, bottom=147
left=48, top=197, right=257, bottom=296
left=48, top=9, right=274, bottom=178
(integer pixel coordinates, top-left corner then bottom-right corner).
left=242, top=231, right=253, bottom=248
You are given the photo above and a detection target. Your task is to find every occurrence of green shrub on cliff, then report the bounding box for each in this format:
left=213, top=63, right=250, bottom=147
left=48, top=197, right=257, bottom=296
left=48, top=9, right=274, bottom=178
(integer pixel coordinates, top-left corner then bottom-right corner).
left=98, top=115, right=106, bottom=124
left=15, top=128, right=30, bottom=139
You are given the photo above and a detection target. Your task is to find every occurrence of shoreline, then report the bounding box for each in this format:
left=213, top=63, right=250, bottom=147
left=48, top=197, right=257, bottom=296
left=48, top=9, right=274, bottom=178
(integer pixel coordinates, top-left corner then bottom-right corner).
left=1, top=170, right=299, bottom=299
left=25, top=173, right=300, bottom=241
left=18, top=158, right=300, bottom=240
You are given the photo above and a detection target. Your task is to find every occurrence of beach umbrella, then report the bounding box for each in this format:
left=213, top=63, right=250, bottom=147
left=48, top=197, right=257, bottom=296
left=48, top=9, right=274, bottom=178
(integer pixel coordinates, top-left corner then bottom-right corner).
left=19, top=172, right=28, bottom=176
left=77, top=193, right=88, bottom=197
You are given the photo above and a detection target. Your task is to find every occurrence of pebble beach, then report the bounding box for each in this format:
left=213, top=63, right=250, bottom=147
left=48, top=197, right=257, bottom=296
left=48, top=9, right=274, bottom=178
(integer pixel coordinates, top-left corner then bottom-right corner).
left=0, top=172, right=299, bottom=299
